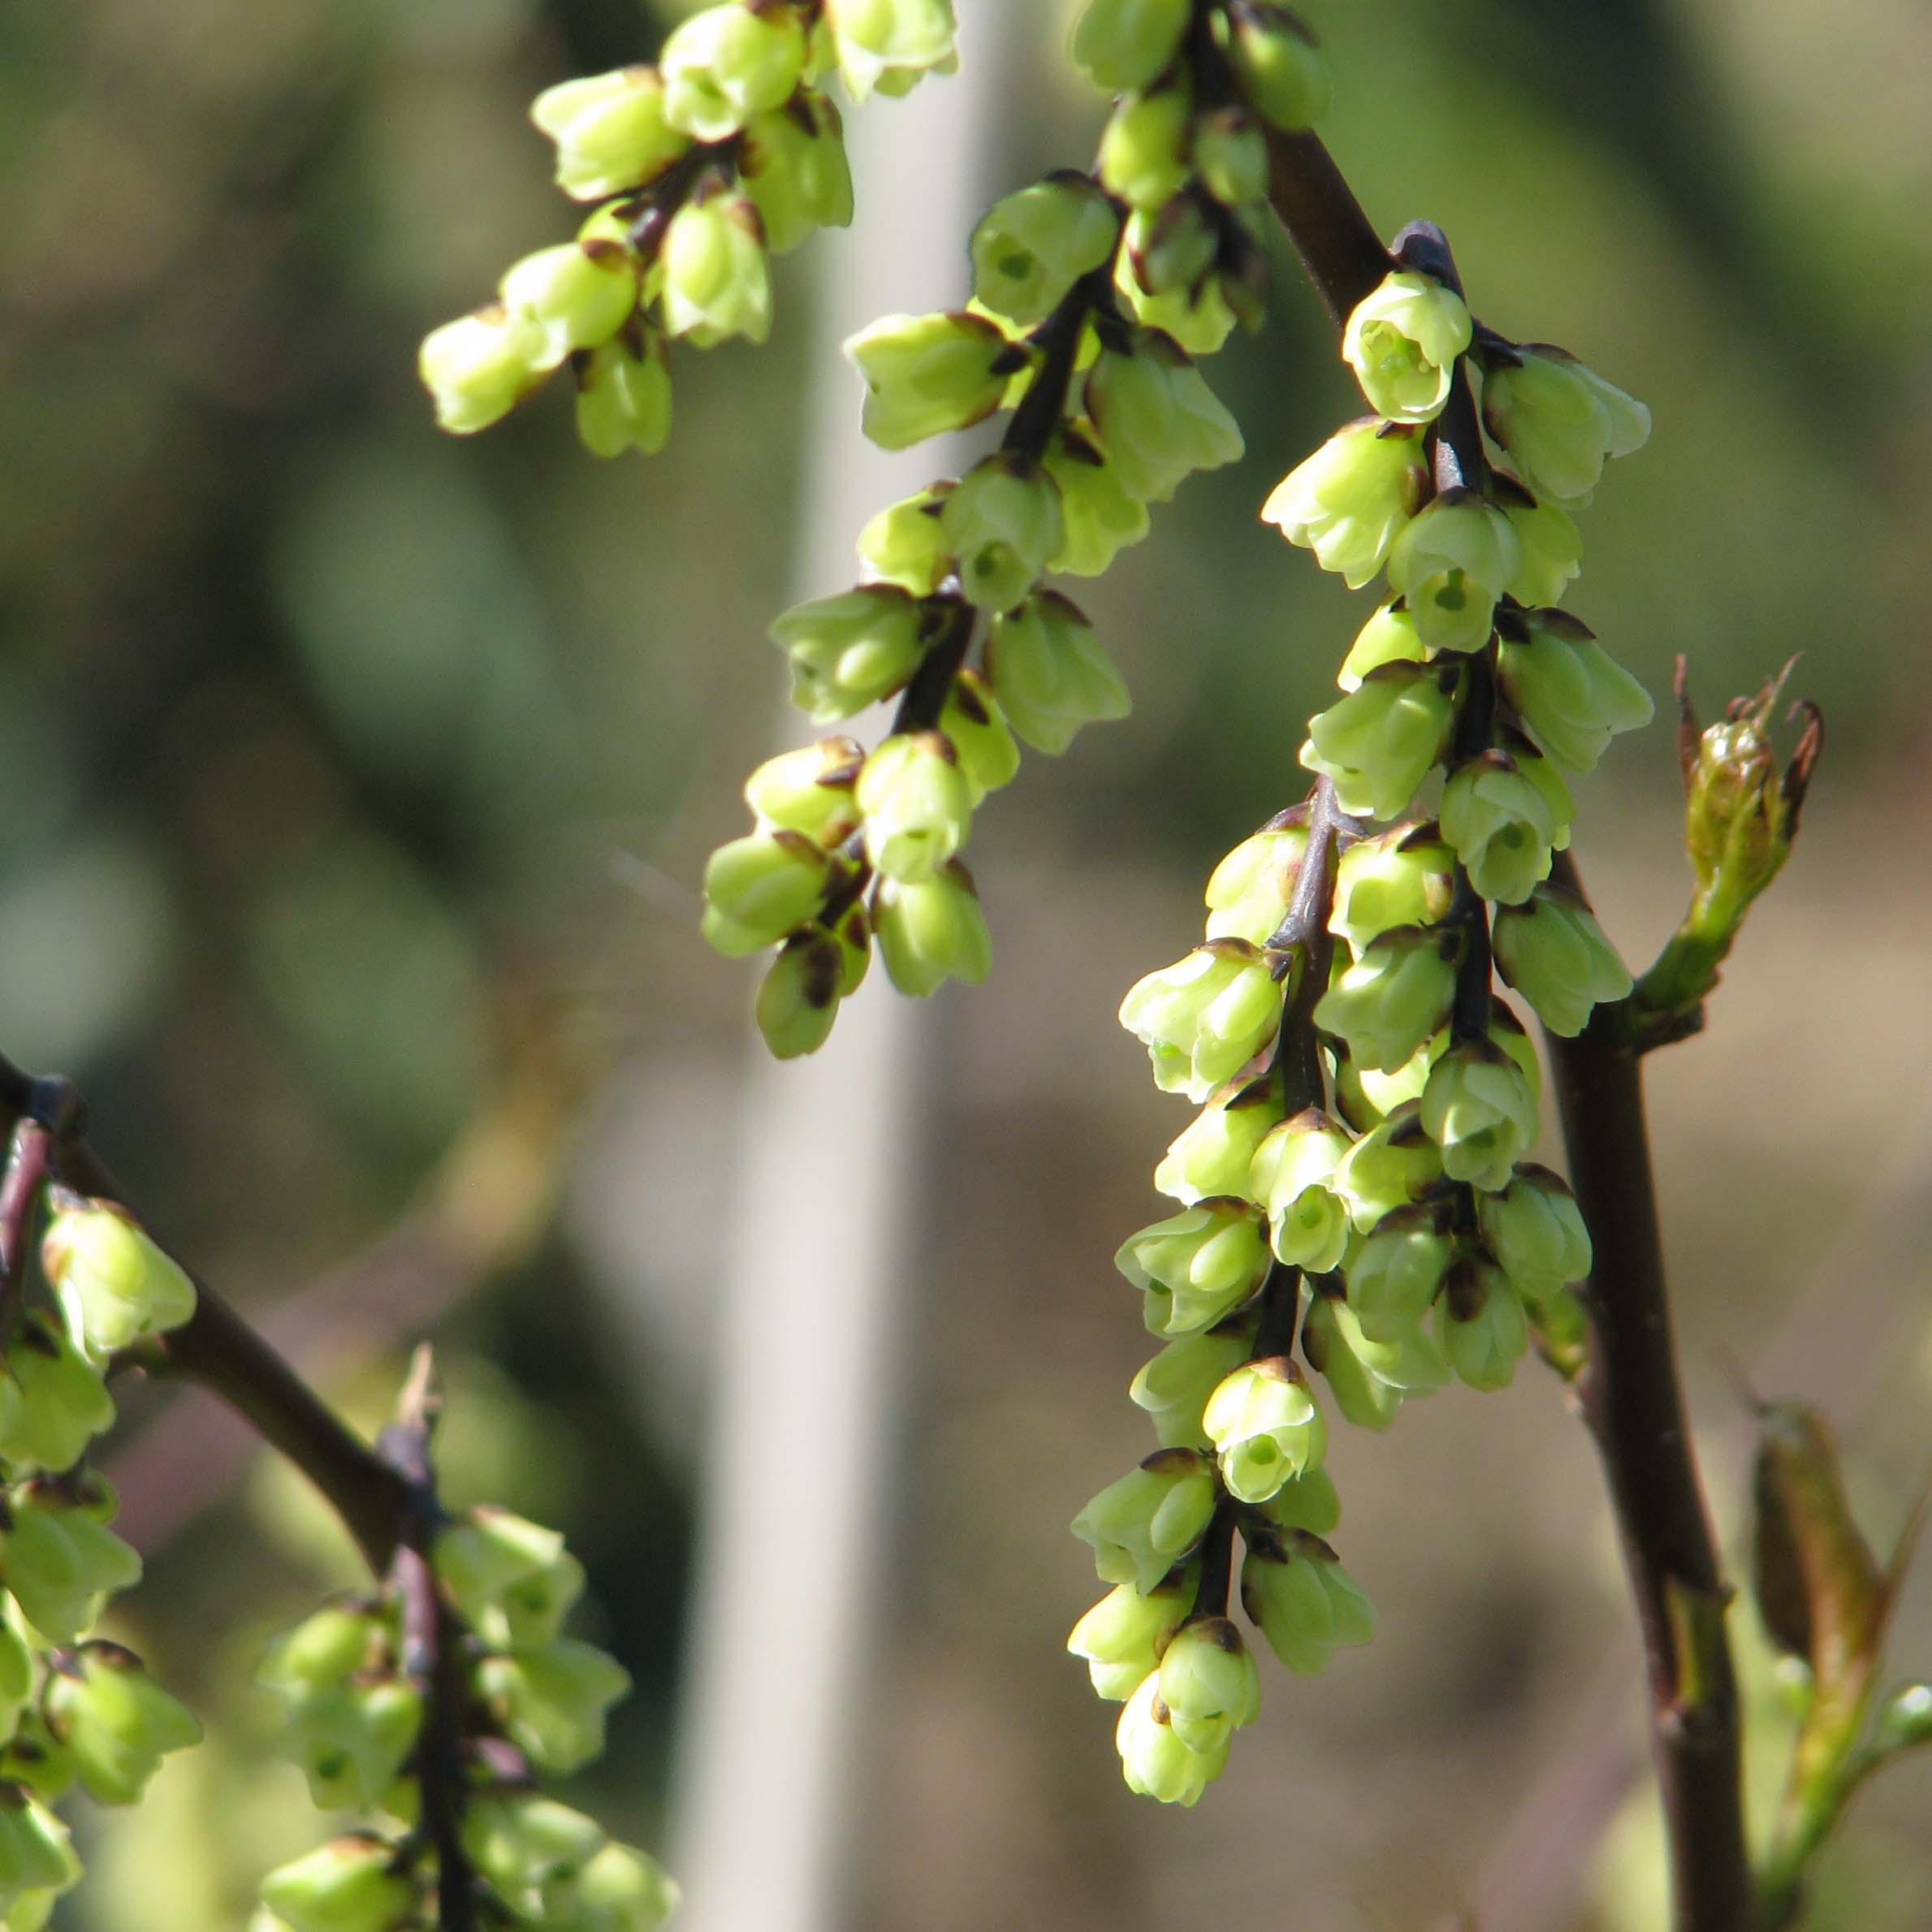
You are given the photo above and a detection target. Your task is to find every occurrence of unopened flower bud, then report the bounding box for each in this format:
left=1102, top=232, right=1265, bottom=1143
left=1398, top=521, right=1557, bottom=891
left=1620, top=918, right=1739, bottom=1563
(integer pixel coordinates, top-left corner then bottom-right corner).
left=874, top=862, right=992, bottom=996
left=499, top=242, right=640, bottom=369
left=1499, top=486, right=1583, bottom=607
left=1202, top=819, right=1306, bottom=945
left=938, top=671, right=1021, bottom=802
left=1330, top=1103, right=1443, bottom=1230
left=1479, top=1165, right=1591, bottom=1300
left=1247, top=1109, right=1352, bottom=1272
left=1338, top=601, right=1429, bottom=691
left=1085, top=332, right=1243, bottom=504
left=1385, top=489, right=1521, bottom=653
left=1498, top=611, right=1653, bottom=774
left=1262, top=421, right=1430, bottom=588
left=1492, top=884, right=1630, bottom=1037
left=972, top=174, right=1121, bottom=326
left=1437, top=1260, right=1529, bottom=1390
left=281, top=1671, right=424, bottom=1813
left=1682, top=674, right=1814, bottom=918
left=1044, top=430, right=1152, bottom=576
left=1313, top=927, right=1457, bottom=1073
left=1118, top=1200, right=1271, bottom=1337
left=1116, top=256, right=1242, bottom=356
left=574, top=328, right=672, bottom=458
left=661, top=2, right=807, bottom=141
left=1480, top=343, right=1650, bottom=505
left=1068, top=1571, right=1196, bottom=1699
left=259, top=1601, right=387, bottom=1701
left=857, top=732, right=973, bottom=881
left=856, top=486, right=953, bottom=594
left=1071, top=0, right=1191, bottom=92
left=1301, top=664, right=1457, bottom=822
left=563, top=1842, right=683, bottom=1931
left=1202, top=1357, right=1325, bottom=1502
left=463, top=1790, right=607, bottom=1913
left=479, top=1637, right=632, bottom=1774
left=940, top=456, right=1065, bottom=612
left=700, top=828, right=836, bottom=957
left=0, top=1790, right=78, bottom=1912
left=44, top=1643, right=201, bottom=1806
left=1194, top=107, right=1269, bottom=207
left=1256, top=1467, right=1343, bottom=1537
left=1097, top=85, right=1194, bottom=212
left=744, top=737, right=864, bottom=846
left=0, top=1311, right=117, bottom=1475
left=1130, top=1325, right=1255, bottom=1449
left=1345, top=1204, right=1454, bottom=1343
left=1157, top=1615, right=1260, bottom=1753
left=434, top=1506, right=586, bottom=1650
left=754, top=930, right=845, bottom=1057
left=1114, top=1665, right=1229, bottom=1804
left=771, top=583, right=931, bottom=721
left=741, top=93, right=854, bottom=254
left=1302, top=1290, right=1450, bottom=1429
left=418, top=307, right=549, bottom=434
left=1123, top=196, right=1219, bottom=300
left=1071, top=1449, right=1218, bottom=1593
left=1242, top=1532, right=1374, bottom=1674
left=532, top=67, right=690, bottom=201
left=1342, top=270, right=1472, bottom=425
left=845, top=310, right=1015, bottom=451
left=1118, top=940, right=1282, bottom=1100
left=1439, top=748, right=1574, bottom=905
left=984, top=590, right=1130, bottom=755
left=1420, top=1039, right=1540, bottom=1192
left=825, top=0, right=957, bottom=102
left=660, top=191, right=772, bottom=346
left=1154, top=1078, right=1279, bottom=1204
left=1329, top=825, right=1455, bottom=954
left=42, top=1202, right=197, bottom=1364
left=1224, top=2, right=1332, bottom=132
left=257, top=1834, right=416, bottom=1932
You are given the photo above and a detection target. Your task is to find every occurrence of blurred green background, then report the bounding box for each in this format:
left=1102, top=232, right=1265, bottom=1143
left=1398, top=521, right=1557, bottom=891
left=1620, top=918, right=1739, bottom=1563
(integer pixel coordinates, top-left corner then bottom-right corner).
left=2, top=0, right=1930, bottom=1925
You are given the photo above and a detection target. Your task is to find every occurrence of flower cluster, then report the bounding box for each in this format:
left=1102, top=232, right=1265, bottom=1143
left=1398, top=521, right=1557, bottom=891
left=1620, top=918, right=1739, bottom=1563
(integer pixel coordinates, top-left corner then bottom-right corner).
left=253, top=1504, right=672, bottom=1931
left=418, top=1, right=960, bottom=454
left=0, top=1201, right=204, bottom=1921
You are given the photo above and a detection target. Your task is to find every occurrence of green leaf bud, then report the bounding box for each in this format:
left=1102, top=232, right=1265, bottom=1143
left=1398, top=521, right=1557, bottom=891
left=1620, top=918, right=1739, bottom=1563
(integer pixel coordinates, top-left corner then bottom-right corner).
left=1385, top=488, right=1522, bottom=653
left=1682, top=677, right=1814, bottom=918
left=1113, top=1665, right=1228, bottom=1804
left=257, top=1834, right=416, bottom=1932
left=772, top=584, right=932, bottom=722
left=0, top=1789, right=78, bottom=1910
left=971, top=174, right=1120, bottom=326
left=259, top=1601, right=387, bottom=1700
left=1043, top=430, right=1152, bottom=575
left=1313, top=928, right=1457, bottom=1074
left=531, top=67, right=690, bottom=202
left=1247, top=1109, right=1353, bottom=1272
left=1118, top=940, right=1282, bottom=1101
left=43, top=1642, right=201, bottom=1806
left=844, top=310, right=1016, bottom=451
left=700, top=828, right=837, bottom=957
left=1338, top=602, right=1430, bottom=692
left=1240, top=1532, right=1374, bottom=1674
left=1202, top=1357, right=1325, bottom=1503
left=1223, top=1, right=1331, bottom=132
left=499, top=242, right=640, bottom=370
left=1329, top=824, right=1455, bottom=954
left=938, top=670, right=1021, bottom=802
left=857, top=731, right=974, bottom=882
left=744, top=737, right=865, bottom=846
left=417, top=306, right=550, bottom=434
left=479, top=1636, right=632, bottom=1775
left=1096, top=85, right=1194, bottom=213
left=574, top=328, right=672, bottom=458
left=1480, top=344, right=1651, bottom=505
left=1084, top=331, right=1244, bottom=504
left=1438, top=747, right=1574, bottom=905
left=940, top=455, right=1065, bottom=612
left=1419, top=1039, right=1540, bottom=1192
left=1194, top=107, right=1270, bottom=208
left=1117, top=1200, right=1271, bottom=1337
left=1499, top=484, right=1583, bottom=607
left=1122, top=197, right=1220, bottom=301
left=1067, top=1572, right=1196, bottom=1700
left=0, top=1487, right=142, bottom=1643
left=1303, top=1291, right=1450, bottom=1431
left=434, top=1506, right=586, bottom=1650
left=1478, top=1164, right=1591, bottom=1301
left=1498, top=610, right=1653, bottom=774
left=1342, top=270, right=1472, bottom=426
left=1344, top=1204, right=1454, bottom=1343
left=824, top=0, right=958, bottom=102
left=1301, top=665, right=1457, bottom=821
left=0, top=1311, right=117, bottom=1475
left=1071, top=0, right=1191, bottom=92
left=874, top=860, right=992, bottom=996
left=41, top=1201, right=197, bottom=1364
left=1071, top=1449, right=1218, bottom=1594
left=1263, top=420, right=1431, bottom=588
left=984, top=590, right=1130, bottom=756
left=660, top=191, right=772, bottom=346
left=1203, top=819, right=1307, bottom=946
left=1157, top=1615, right=1260, bottom=1753
left=741, top=93, right=854, bottom=254
left=1130, top=1326, right=1255, bottom=1450
left=1872, top=1682, right=1932, bottom=1757
left=1155, top=1078, right=1280, bottom=1204
left=661, top=3, right=807, bottom=142
left=1437, top=1260, right=1529, bottom=1390
left=1492, top=884, right=1631, bottom=1037
left=463, top=1790, right=607, bottom=1913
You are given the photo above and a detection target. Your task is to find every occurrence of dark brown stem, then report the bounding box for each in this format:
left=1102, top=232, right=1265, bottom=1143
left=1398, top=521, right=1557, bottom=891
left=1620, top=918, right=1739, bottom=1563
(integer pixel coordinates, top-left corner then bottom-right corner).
left=0, top=1120, right=54, bottom=1342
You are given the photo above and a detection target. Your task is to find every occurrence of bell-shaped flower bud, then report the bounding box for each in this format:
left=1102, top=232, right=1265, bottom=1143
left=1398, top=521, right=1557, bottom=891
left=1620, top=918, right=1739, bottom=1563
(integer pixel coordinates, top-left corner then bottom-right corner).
left=940, top=455, right=1065, bottom=612
left=531, top=67, right=690, bottom=202
left=845, top=310, right=1015, bottom=452
left=1328, top=1103, right=1442, bottom=1230
left=1116, top=255, right=1243, bottom=357
left=1329, top=824, right=1455, bottom=955
left=1302, top=1290, right=1450, bottom=1430
left=41, top=1201, right=197, bottom=1365
left=825, top=0, right=958, bottom=102
left=1479, top=1164, right=1591, bottom=1301
left=1439, top=746, right=1574, bottom=905
left=574, top=328, right=672, bottom=458
left=280, top=1672, right=424, bottom=1813
left=1157, top=1615, right=1261, bottom=1754
left=1044, top=428, right=1152, bottom=576
left=661, top=2, right=806, bottom=141
left=1117, top=1200, right=1271, bottom=1337
left=1114, top=1664, right=1229, bottom=1804
left=984, top=590, right=1130, bottom=755
left=463, top=1790, right=607, bottom=1914
left=434, top=1506, right=586, bottom=1651
left=1118, top=940, right=1282, bottom=1100
left=1263, top=420, right=1430, bottom=588
left=499, top=242, right=640, bottom=370
left=1202, top=1357, right=1325, bottom=1503
left=744, top=737, right=865, bottom=847
left=1385, top=488, right=1522, bottom=653
left=1420, top=1039, right=1540, bottom=1192
left=1247, top=1109, right=1353, bottom=1272
left=1492, top=884, right=1631, bottom=1037
left=874, top=861, right=993, bottom=997
left=1241, top=1531, right=1375, bottom=1674
left=1123, top=196, right=1219, bottom=300
left=1203, top=818, right=1306, bottom=945
left=772, top=583, right=931, bottom=721
left=479, top=1637, right=632, bottom=1775
left=1068, top=1571, right=1196, bottom=1701
left=700, top=828, right=837, bottom=957
left=1096, top=84, right=1194, bottom=212
left=1194, top=106, right=1269, bottom=208
left=0, top=1311, right=117, bottom=1476
left=938, top=671, right=1021, bottom=803
left=1224, top=1, right=1331, bottom=132
left=1071, top=1449, right=1218, bottom=1593
left=754, top=929, right=845, bottom=1058
left=1301, top=663, right=1457, bottom=822
left=0, top=1790, right=78, bottom=1912
left=1071, top=0, right=1191, bottom=92
left=1084, top=332, right=1244, bottom=504
left=1155, top=1078, right=1279, bottom=1204
left=1130, top=1325, right=1255, bottom=1449
left=971, top=174, right=1121, bottom=326
left=559, top=1841, right=683, bottom=1932
left=1497, top=480, right=1583, bottom=607
left=43, top=1643, right=201, bottom=1806
left=1342, top=270, right=1472, bottom=425
left=741, top=93, right=854, bottom=255
left=0, top=1614, right=34, bottom=1743
left=1313, top=927, right=1457, bottom=1074
left=258, top=1601, right=388, bottom=1703
left=857, top=486, right=953, bottom=594
left=1498, top=610, right=1653, bottom=774
left=1255, top=1466, right=1342, bottom=1536
left=1345, top=1203, right=1454, bottom=1343
left=257, top=1834, right=416, bottom=1932
left=857, top=732, right=973, bottom=881
left=418, top=306, right=550, bottom=435
left=1338, top=601, right=1429, bottom=692
left=660, top=191, right=772, bottom=346
left=1480, top=343, right=1651, bottom=505
left=1437, top=1260, right=1530, bottom=1390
